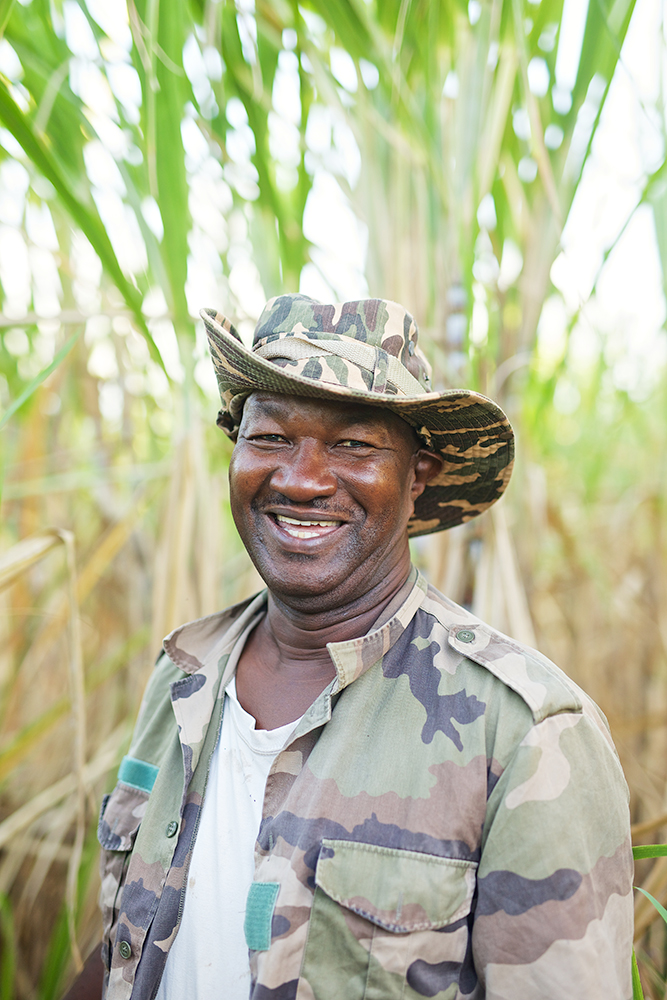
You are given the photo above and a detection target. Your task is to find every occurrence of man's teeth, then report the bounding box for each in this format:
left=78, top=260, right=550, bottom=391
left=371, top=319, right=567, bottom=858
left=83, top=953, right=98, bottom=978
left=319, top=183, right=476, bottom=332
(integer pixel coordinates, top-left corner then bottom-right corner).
left=276, top=514, right=340, bottom=527
left=275, top=513, right=341, bottom=538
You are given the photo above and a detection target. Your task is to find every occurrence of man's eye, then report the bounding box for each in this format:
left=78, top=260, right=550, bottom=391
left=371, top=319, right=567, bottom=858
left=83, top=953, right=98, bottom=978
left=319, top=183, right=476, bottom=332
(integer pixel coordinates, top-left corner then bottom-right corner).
left=252, top=433, right=286, bottom=443
left=338, top=439, right=371, bottom=448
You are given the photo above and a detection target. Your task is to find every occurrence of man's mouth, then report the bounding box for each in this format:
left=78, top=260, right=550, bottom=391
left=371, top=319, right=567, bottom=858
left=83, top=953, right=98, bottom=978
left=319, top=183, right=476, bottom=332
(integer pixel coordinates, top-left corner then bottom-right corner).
left=273, top=513, right=342, bottom=539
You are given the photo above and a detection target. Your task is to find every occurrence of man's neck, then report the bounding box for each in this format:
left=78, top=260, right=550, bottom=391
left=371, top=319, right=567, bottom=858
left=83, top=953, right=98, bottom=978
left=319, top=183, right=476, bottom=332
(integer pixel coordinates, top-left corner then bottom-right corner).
left=235, top=558, right=415, bottom=729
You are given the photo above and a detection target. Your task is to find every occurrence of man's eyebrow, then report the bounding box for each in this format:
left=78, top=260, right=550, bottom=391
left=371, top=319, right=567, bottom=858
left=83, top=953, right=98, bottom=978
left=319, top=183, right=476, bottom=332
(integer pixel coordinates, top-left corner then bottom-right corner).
left=250, top=398, right=289, bottom=418
left=333, top=412, right=387, bottom=430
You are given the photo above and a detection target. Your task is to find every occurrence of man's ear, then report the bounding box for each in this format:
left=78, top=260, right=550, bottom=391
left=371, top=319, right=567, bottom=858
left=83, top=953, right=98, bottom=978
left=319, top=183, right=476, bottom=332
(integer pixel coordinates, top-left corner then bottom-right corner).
left=410, top=450, right=443, bottom=501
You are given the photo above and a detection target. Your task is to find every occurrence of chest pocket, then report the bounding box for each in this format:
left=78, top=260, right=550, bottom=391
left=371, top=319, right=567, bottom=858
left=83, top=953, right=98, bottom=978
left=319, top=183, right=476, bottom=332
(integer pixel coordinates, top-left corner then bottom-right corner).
left=97, top=783, right=149, bottom=971
left=299, top=840, right=477, bottom=1000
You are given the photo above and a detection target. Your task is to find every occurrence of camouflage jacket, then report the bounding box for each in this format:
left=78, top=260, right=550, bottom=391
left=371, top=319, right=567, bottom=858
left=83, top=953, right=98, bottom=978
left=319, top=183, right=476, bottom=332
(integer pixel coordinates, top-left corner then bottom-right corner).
left=98, top=570, right=633, bottom=1000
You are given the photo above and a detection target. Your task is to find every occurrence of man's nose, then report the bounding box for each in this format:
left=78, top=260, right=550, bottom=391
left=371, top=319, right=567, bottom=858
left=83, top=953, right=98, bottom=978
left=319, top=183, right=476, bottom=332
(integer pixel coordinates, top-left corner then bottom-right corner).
left=269, top=440, right=337, bottom=500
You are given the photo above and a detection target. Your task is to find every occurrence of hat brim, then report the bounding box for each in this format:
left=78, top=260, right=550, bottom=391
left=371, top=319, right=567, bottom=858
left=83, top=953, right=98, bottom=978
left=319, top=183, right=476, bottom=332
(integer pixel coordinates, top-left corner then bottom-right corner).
left=202, top=308, right=514, bottom=537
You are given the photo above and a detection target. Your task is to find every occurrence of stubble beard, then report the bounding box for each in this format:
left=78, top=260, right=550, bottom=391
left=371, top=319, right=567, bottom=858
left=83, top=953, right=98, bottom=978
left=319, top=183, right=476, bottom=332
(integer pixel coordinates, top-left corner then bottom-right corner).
left=236, top=501, right=411, bottom=616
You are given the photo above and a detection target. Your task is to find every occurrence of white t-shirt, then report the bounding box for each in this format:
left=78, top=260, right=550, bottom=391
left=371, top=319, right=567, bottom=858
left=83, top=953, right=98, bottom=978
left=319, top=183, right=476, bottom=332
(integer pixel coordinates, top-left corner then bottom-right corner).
left=155, top=678, right=301, bottom=1000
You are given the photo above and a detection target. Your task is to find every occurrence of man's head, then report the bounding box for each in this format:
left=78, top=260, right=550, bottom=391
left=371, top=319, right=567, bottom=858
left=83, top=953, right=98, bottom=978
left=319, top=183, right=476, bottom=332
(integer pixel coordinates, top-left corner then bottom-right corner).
left=229, top=392, right=442, bottom=608
left=203, top=293, right=514, bottom=537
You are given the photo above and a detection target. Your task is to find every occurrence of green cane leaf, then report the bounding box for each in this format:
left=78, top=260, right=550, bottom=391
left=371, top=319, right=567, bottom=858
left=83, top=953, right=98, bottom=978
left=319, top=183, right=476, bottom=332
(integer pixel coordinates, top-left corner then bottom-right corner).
left=632, top=949, right=644, bottom=1000
left=0, top=79, right=165, bottom=373
left=0, top=328, right=81, bottom=431
left=632, top=844, right=667, bottom=861
left=0, top=0, right=14, bottom=40
left=635, top=886, right=667, bottom=925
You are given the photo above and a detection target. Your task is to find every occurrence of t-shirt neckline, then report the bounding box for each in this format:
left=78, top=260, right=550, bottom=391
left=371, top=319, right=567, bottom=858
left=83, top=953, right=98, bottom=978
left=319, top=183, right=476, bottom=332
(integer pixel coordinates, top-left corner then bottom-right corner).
left=225, top=676, right=303, bottom=753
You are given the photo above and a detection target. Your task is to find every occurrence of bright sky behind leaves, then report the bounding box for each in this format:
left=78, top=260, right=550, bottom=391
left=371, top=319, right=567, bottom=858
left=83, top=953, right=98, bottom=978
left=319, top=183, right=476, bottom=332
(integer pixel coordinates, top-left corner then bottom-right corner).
left=0, top=0, right=665, bottom=411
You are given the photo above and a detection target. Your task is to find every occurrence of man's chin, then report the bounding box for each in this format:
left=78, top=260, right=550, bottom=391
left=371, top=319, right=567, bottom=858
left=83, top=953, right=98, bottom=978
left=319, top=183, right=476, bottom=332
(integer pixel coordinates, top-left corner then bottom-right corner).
left=252, top=556, right=359, bottom=605
left=260, top=569, right=346, bottom=601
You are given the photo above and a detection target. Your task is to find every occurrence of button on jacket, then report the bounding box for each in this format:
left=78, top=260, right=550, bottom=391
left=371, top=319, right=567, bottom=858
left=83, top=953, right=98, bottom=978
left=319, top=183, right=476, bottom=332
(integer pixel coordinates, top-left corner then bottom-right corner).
left=98, top=570, right=633, bottom=1000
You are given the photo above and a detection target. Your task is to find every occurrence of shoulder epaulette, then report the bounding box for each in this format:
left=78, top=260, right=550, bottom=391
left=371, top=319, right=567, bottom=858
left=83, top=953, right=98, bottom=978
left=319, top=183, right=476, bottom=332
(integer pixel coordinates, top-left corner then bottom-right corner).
left=447, top=622, right=582, bottom=723
left=422, top=587, right=582, bottom=723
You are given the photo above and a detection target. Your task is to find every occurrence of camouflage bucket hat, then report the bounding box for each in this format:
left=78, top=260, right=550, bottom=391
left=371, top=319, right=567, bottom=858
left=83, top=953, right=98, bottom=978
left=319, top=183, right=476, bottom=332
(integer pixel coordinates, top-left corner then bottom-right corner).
left=201, top=293, right=514, bottom=536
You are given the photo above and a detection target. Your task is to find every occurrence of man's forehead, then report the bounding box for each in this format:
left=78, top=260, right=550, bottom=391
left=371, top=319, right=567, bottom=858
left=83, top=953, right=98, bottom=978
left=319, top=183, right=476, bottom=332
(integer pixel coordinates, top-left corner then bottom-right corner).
left=243, top=391, right=404, bottom=430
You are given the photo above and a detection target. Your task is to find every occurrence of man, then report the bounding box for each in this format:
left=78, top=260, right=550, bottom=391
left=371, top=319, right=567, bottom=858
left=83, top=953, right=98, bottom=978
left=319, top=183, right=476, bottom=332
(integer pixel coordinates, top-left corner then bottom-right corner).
left=78, top=295, right=633, bottom=999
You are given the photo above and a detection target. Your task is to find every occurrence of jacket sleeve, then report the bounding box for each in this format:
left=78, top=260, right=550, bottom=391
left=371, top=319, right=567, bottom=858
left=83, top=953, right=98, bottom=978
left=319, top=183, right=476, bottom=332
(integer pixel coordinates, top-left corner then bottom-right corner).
left=471, top=709, right=634, bottom=1000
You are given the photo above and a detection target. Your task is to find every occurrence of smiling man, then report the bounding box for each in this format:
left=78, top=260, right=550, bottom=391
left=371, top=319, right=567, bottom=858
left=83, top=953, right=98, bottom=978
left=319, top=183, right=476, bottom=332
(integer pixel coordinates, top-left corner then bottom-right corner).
left=91, top=295, right=633, bottom=1000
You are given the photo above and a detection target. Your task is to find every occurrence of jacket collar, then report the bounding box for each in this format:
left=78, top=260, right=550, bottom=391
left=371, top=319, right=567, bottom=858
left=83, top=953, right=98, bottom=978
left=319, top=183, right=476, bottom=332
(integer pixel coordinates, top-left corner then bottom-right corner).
left=163, top=590, right=268, bottom=675
left=162, top=567, right=427, bottom=694
left=327, top=566, right=425, bottom=691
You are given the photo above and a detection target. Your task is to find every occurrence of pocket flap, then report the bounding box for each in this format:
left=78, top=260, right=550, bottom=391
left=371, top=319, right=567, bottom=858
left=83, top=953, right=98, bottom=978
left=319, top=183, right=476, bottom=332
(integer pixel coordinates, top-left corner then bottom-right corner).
left=97, top=783, right=149, bottom=851
left=315, top=839, right=477, bottom=933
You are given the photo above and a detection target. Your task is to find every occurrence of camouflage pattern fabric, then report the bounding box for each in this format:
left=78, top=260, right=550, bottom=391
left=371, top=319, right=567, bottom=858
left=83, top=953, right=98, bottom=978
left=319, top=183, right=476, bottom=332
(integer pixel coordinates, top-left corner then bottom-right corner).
left=99, top=570, right=633, bottom=1000
left=201, top=296, right=514, bottom=536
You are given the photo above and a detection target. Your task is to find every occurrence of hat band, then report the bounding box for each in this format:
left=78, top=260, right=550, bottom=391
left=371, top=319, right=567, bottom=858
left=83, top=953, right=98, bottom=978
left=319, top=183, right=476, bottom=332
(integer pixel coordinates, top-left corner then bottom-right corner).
left=254, top=335, right=426, bottom=397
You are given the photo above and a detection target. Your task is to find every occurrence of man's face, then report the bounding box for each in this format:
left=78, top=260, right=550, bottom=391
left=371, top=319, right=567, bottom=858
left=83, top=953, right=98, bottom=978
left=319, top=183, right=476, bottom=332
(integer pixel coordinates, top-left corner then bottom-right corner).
left=229, top=392, right=440, bottom=610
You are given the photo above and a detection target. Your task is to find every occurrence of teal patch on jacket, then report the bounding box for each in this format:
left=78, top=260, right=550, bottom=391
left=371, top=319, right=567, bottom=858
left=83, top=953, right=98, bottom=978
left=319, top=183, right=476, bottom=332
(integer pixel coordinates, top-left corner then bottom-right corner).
left=118, top=755, right=159, bottom=794
left=245, top=882, right=280, bottom=951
